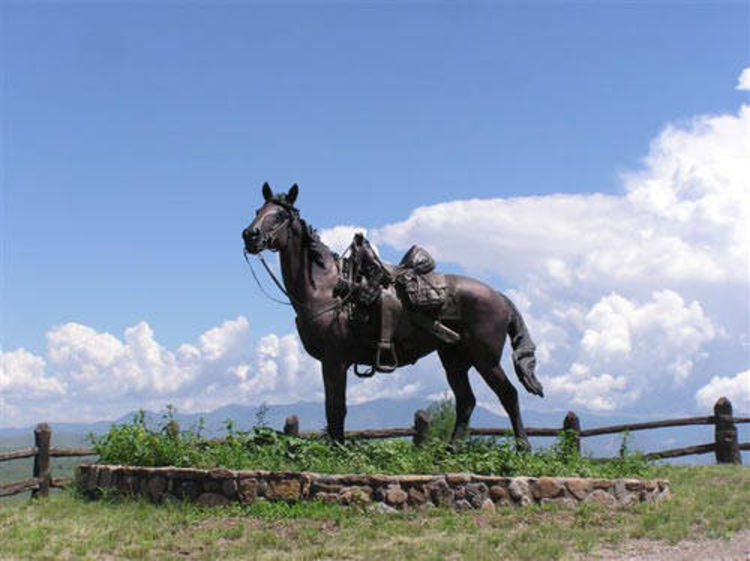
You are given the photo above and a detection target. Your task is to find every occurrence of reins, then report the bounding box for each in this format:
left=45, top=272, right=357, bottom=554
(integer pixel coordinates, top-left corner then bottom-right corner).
left=243, top=250, right=293, bottom=306
left=243, top=242, right=350, bottom=324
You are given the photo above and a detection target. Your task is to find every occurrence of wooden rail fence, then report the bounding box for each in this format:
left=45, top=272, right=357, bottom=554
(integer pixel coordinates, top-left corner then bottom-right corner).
left=1, top=397, right=746, bottom=499
left=0, top=423, right=97, bottom=498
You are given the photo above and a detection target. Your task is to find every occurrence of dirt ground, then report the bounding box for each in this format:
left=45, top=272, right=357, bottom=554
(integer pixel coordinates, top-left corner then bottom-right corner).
left=589, top=529, right=750, bottom=561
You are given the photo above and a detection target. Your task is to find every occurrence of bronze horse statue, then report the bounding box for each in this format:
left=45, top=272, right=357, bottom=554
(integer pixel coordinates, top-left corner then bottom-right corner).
left=242, top=183, right=544, bottom=450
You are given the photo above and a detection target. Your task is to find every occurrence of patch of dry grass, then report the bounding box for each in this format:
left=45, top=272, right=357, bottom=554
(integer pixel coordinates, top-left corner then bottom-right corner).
left=0, top=465, right=747, bottom=560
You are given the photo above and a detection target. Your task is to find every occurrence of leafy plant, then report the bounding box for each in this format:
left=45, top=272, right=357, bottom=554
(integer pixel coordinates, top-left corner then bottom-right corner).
left=254, top=402, right=270, bottom=428
left=425, top=395, right=456, bottom=442
left=91, top=405, right=653, bottom=479
left=619, top=430, right=631, bottom=458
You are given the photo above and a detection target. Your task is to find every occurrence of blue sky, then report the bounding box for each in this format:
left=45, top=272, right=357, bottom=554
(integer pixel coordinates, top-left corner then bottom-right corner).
left=2, top=2, right=749, bottom=426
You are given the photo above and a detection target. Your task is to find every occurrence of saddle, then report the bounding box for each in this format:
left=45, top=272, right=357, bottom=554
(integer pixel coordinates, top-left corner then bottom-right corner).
left=339, top=242, right=461, bottom=376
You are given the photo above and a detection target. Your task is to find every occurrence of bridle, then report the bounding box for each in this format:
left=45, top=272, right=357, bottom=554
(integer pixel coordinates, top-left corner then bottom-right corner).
left=249, top=205, right=292, bottom=253
left=243, top=203, right=350, bottom=322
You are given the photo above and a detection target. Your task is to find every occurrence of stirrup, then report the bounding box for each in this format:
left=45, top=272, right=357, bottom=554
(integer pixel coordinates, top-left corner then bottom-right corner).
left=375, top=342, right=398, bottom=373
left=353, top=363, right=376, bottom=378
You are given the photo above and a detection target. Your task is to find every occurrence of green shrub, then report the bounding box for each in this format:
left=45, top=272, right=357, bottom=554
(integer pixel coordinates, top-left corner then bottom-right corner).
left=425, top=396, right=456, bottom=441
left=91, top=405, right=653, bottom=479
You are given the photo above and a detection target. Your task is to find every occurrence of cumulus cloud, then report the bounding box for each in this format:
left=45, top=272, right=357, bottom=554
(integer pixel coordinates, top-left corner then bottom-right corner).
left=374, top=106, right=749, bottom=290
left=371, top=103, right=748, bottom=414
left=737, top=67, right=750, bottom=91
left=547, top=363, right=629, bottom=411
left=0, top=314, right=443, bottom=427
left=695, top=370, right=750, bottom=411
left=245, top=333, right=321, bottom=403
left=349, top=368, right=427, bottom=405
left=1, top=348, right=65, bottom=426
left=319, top=225, right=373, bottom=255
left=544, top=291, right=716, bottom=410
left=193, top=317, right=251, bottom=362
left=2, top=317, right=273, bottom=426
left=1, top=348, right=65, bottom=398
left=47, top=321, right=188, bottom=396
left=579, top=290, right=715, bottom=381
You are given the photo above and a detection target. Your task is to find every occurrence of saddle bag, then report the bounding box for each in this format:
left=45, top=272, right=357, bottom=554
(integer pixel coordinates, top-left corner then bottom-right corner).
left=397, top=271, right=446, bottom=309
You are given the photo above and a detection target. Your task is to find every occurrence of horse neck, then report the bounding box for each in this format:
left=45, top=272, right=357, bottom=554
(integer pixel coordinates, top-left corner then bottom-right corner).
left=278, top=223, right=338, bottom=314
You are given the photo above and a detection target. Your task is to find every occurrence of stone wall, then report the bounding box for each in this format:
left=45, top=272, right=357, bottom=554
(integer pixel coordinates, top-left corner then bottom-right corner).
left=78, top=464, right=671, bottom=511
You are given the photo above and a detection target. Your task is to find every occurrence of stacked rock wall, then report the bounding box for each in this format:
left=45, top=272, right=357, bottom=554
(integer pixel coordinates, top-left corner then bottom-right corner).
left=78, top=465, right=671, bottom=511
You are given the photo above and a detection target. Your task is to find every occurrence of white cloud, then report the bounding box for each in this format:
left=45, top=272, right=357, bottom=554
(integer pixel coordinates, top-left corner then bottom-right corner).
left=349, top=370, right=423, bottom=405
left=318, top=225, right=374, bottom=256
left=374, top=106, right=749, bottom=289
left=368, top=103, right=748, bottom=414
left=579, top=290, right=715, bottom=381
left=543, top=291, right=716, bottom=411
left=47, top=321, right=193, bottom=396
left=0, top=314, right=442, bottom=427
left=243, top=333, right=321, bottom=403
left=0, top=348, right=65, bottom=397
left=194, top=316, right=250, bottom=362
left=737, top=67, right=750, bottom=91
left=0, top=349, right=65, bottom=427
left=695, top=370, right=750, bottom=411
left=2, top=317, right=263, bottom=426
left=547, top=363, right=629, bottom=412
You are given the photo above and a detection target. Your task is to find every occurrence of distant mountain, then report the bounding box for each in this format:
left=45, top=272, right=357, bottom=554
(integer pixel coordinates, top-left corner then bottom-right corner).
left=2, top=398, right=746, bottom=464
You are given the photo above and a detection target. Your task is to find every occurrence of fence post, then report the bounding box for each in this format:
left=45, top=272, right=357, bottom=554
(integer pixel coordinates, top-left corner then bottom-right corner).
left=714, top=397, right=742, bottom=464
left=32, top=423, right=51, bottom=498
left=283, top=415, right=300, bottom=437
left=413, top=409, right=430, bottom=446
left=563, top=411, right=581, bottom=455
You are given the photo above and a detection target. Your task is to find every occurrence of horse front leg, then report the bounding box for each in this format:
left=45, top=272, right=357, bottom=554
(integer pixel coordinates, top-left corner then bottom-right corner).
left=438, top=348, right=475, bottom=442
left=322, top=357, right=348, bottom=443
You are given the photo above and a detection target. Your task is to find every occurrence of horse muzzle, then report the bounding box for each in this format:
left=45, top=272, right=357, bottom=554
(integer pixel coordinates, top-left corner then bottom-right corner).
left=242, top=227, right=264, bottom=254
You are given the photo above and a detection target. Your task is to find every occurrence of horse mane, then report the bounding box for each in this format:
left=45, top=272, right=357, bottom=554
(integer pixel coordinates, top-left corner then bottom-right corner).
left=298, top=218, right=337, bottom=288
left=299, top=219, right=330, bottom=267
left=268, top=194, right=336, bottom=288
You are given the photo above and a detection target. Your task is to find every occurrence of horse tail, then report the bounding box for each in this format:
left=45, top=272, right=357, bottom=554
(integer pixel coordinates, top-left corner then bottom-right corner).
left=501, top=293, right=544, bottom=397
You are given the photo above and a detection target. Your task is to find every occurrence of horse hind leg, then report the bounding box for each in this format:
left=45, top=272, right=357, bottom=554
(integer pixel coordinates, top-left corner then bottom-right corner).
left=474, top=359, right=531, bottom=452
left=438, top=348, right=475, bottom=442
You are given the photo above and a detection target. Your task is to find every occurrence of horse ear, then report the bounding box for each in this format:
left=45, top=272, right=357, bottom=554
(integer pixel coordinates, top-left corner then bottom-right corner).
left=287, top=184, right=299, bottom=205
left=262, top=182, right=273, bottom=201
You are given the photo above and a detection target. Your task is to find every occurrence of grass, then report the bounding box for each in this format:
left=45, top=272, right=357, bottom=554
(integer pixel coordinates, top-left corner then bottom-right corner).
left=1, top=465, right=747, bottom=560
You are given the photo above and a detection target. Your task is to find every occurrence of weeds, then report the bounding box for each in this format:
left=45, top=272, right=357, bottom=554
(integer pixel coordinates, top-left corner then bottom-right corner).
left=90, top=405, right=653, bottom=478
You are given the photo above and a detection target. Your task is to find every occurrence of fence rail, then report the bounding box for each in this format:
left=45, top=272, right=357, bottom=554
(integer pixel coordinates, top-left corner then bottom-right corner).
left=281, top=398, right=748, bottom=465
left=0, top=423, right=97, bottom=498
left=1, top=397, right=746, bottom=499
left=0, top=447, right=38, bottom=462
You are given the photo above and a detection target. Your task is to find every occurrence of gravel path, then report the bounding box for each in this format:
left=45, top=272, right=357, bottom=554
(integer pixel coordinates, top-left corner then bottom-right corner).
left=590, top=529, right=750, bottom=561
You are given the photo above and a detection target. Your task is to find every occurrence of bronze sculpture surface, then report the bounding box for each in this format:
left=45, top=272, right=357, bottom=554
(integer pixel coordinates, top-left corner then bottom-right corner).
left=242, top=183, right=544, bottom=450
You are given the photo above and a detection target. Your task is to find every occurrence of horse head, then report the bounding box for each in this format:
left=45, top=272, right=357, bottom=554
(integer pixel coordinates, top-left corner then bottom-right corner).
left=242, top=182, right=299, bottom=254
